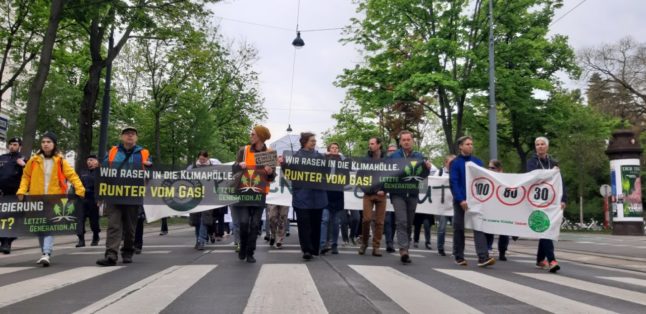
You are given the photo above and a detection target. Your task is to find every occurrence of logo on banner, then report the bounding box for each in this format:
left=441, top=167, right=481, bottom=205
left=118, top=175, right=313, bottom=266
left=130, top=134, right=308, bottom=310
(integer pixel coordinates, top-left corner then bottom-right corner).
left=471, top=177, right=495, bottom=202
left=51, top=198, right=76, bottom=222
left=403, top=161, right=425, bottom=182
left=528, top=210, right=550, bottom=233
left=160, top=179, right=204, bottom=212
left=527, top=182, right=556, bottom=208
left=240, top=170, right=263, bottom=193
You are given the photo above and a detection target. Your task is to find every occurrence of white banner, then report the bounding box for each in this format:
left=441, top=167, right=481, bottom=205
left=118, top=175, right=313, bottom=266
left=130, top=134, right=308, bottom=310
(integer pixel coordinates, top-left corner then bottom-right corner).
left=465, top=162, right=563, bottom=240
left=267, top=169, right=454, bottom=216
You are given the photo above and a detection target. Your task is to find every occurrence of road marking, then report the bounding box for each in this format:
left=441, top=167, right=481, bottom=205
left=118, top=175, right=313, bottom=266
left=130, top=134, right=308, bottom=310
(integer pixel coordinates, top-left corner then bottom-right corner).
left=68, top=250, right=171, bottom=255
left=518, top=272, right=646, bottom=306
left=598, top=276, right=646, bottom=288
left=0, top=267, right=33, bottom=275
left=0, top=267, right=122, bottom=307
left=351, top=265, right=481, bottom=314
left=74, top=265, right=216, bottom=314
left=437, top=269, right=614, bottom=314
left=244, top=264, right=327, bottom=314
left=268, top=250, right=303, bottom=254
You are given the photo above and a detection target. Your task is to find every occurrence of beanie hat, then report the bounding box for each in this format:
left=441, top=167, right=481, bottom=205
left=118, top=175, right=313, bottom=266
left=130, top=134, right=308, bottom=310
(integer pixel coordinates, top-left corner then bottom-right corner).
left=253, top=125, right=271, bottom=142
left=42, top=131, right=57, bottom=145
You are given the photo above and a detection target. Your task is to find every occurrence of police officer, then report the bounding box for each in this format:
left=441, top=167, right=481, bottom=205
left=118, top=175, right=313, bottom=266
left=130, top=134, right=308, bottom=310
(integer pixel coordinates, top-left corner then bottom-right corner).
left=0, top=137, right=26, bottom=254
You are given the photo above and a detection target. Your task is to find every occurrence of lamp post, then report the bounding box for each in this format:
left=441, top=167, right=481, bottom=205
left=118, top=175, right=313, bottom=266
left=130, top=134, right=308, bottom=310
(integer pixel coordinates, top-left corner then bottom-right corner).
left=98, top=28, right=114, bottom=160
left=487, top=0, right=498, bottom=160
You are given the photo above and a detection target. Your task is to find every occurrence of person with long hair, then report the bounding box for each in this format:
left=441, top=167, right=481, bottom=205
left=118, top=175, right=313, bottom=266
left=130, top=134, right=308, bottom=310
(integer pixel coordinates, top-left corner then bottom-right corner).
left=17, top=132, right=85, bottom=267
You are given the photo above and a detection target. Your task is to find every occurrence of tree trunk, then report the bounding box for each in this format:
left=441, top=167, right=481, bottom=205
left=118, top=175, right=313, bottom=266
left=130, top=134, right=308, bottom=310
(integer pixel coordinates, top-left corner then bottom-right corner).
left=76, top=63, right=103, bottom=169
left=21, top=0, right=65, bottom=154
left=154, top=112, right=161, bottom=163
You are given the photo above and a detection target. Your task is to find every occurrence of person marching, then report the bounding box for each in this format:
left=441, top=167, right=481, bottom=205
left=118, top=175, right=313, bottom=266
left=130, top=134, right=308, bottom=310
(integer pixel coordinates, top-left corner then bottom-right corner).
left=436, top=154, right=455, bottom=256
left=320, top=142, right=344, bottom=255
left=387, top=130, right=432, bottom=264
left=233, top=125, right=276, bottom=263
left=96, top=127, right=151, bottom=266
left=484, top=159, right=511, bottom=261
left=450, top=136, right=494, bottom=267
left=358, top=137, right=387, bottom=257
left=0, top=137, right=26, bottom=254
left=17, top=132, right=86, bottom=266
left=76, top=154, right=101, bottom=247
left=527, top=136, right=565, bottom=273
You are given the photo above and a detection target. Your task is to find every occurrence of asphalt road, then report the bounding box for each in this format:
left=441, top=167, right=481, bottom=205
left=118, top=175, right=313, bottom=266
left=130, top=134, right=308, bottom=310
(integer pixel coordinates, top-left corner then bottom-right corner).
left=0, top=226, right=645, bottom=314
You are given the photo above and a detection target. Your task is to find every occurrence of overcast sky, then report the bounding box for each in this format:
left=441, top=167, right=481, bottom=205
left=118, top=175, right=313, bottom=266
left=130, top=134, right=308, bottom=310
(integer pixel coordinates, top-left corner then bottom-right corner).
left=209, top=0, right=646, bottom=145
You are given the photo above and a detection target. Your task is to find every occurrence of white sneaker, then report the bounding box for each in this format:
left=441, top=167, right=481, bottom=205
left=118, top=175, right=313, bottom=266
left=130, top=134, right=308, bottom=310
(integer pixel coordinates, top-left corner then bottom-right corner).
left=37, top=254, right=50, bottom=267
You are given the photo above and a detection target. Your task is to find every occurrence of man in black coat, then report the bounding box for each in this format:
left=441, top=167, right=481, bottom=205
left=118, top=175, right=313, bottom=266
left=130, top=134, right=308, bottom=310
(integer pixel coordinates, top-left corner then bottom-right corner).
left=76, top=154, right=101, bottom=247
left=0, top=137, right=26, bottom=254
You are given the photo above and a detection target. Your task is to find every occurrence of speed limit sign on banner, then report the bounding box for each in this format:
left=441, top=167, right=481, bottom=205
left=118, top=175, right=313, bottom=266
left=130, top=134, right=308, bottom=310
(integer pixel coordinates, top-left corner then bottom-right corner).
left=465, top=162, right=563, bottom=240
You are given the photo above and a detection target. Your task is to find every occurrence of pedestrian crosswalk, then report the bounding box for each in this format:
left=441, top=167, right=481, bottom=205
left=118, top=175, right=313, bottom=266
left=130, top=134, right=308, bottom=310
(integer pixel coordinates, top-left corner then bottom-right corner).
left=1, top=263, right=645, bottom=313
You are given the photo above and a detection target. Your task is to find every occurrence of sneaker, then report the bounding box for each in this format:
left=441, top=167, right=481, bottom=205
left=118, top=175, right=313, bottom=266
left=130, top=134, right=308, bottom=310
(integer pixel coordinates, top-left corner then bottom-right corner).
left=400, top=253, right=412, bottom=264
left=235, top=243, right=240, bottom=253
left=425, top=242, right=432, bottom=250
left=276, top=242, right=283, bottom=249
left=386, top=246, right=395, bottom=253
left=372, top=248, right=382, bottom=257
left=320, top=246, right=331, bottom=255
left=75, top=239, right=85, bottom=248
left=122, top=256, right=133, bottom=264
left=37, top=254, right=51, bottom=267
left=413, top=242, right=419, bottom=248
left=286, top=232, right=290, bottom=237
left=455, top=259, right=468, bottom=266
left=91, top=235, right=100, bottom=246
left=478, top=257, right=496, bottom=267
left=303, top=253, right=313, bottom=260
left=246, top=255, right=256, bottom=263
left=358, top=245, right=367, bottom=255
left=264, top=235, right=270, bottom=242
left=331, top=246, right=339, bottom=254
left=438, top=249, right=446, bottom=256
left=134, top=248, right=142, bottom=255
left=159, top=231, right=167, bottom=236
left=536, top=260, right=549, bottom=270
left=238, top=250, right=247, bottom=260
left=0, top=244, right=8, bottom=254
left=196, top=242, right=205, bottom=251
left=210, top=235, right=216, bottom=244
left=549, top=260, right=560, bottom=273
left=96, top=257, right=117, bottom=267
left=269, top=238, right=275, bottom=246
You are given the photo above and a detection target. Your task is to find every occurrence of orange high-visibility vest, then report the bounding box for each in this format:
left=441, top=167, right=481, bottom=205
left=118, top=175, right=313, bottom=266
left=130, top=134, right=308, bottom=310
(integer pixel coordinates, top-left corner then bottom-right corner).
left=108, top=146, right=149, bottom=169
left=243, top=145, right=271, bottom=194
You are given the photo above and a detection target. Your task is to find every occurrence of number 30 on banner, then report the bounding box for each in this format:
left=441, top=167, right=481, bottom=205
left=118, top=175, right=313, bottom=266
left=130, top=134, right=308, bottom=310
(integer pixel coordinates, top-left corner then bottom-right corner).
left=527, top=182, right=556, bottom=208
left=471, top=177, right=495, bottom=202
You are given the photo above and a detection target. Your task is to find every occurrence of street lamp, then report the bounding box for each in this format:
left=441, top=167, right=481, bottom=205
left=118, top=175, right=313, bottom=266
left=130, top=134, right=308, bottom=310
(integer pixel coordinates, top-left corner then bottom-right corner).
left=292, top=31, right=304, bottom=48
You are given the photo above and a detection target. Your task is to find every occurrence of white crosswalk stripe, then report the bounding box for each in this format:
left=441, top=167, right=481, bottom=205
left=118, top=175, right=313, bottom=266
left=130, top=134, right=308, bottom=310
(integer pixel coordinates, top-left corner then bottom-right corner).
left=244, top=264, right=327, bottom=314
left=598, top=276, right=646, bottom=288
left=73, top=265, right=216, bottom=314
left=350, top=265, right=481, bottom=314
left=517, top=272, right=646, bottom=306
left=0, top=267, right=33, bottom=275
left=0, top=266, right=123, bottom=308
left=436, top=269, right=615, bottom=314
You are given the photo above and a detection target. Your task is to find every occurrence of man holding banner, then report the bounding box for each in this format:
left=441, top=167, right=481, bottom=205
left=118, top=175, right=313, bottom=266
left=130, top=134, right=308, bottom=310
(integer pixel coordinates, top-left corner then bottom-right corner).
left=450, top=136, right=494, bottom=267
left=526, top=136, right=565, bottom=273
left=359, top=137, right=387, bottom=257
left=96, top=127, right=151, bottom=267
left=387, top=130, right=432, bottom=264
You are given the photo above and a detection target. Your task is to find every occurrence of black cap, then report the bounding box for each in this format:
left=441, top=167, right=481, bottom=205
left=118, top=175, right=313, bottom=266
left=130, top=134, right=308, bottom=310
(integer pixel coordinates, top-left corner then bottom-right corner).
left=42, top=131, right=57, bottom=145
left=87, top=154, right=98, bottom=160
left=121, top=126, right=138, bottom=135
left=7, top=137, right=22, bottom=145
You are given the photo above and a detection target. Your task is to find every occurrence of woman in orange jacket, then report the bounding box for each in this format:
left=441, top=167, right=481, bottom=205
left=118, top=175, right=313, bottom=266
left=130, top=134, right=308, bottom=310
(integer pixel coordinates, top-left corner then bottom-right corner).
left=17, top=132, right=85, bottom=267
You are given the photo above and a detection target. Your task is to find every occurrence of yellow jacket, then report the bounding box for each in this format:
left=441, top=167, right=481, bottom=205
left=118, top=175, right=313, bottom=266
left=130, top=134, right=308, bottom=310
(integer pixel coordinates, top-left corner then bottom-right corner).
left=17, top=154, right=85, bottom=197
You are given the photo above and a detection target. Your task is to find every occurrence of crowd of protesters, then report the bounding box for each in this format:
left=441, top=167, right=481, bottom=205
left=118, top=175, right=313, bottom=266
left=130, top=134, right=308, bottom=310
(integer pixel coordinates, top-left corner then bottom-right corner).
left=0, top=126, right=564, bottom=273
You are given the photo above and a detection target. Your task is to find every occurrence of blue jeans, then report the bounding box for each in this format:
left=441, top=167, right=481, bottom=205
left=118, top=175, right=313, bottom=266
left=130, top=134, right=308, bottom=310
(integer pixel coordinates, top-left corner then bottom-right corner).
left=39, top=235, right=54, bottom=255
left=437, top=215, right=449, bottom=251
left=320, top=208, right=341, bottom=248
left=196, top=214, right=209, bottom=245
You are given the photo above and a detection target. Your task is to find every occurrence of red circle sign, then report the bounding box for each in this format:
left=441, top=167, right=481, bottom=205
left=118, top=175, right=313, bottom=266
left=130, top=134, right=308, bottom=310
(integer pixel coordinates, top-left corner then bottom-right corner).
left=470, top=177, right=495, bottom=203
left=495, top=185, right=526, bottom=206
left=526, top=182, right=556, bottom=208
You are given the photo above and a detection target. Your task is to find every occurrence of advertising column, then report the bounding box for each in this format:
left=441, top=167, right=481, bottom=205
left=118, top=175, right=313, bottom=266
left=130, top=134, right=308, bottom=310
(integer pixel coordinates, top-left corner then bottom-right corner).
left=606, top=130, right=645, bottom=235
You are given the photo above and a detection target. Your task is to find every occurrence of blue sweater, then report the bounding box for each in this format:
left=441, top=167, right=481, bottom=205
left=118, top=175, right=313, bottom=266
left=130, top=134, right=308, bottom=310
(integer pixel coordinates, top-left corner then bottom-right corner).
left=449, top=154, right=483, bottom=203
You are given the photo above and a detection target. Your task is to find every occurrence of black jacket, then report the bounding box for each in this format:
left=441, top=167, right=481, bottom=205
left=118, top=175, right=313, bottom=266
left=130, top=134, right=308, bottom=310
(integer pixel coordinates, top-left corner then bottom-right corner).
left=80, top=168, right=97, bottom=201
left=526, top=154, right=567, bottom=203
left=361, top=150, right=386, bottom=195
left=0, top=152, right=25, bottom=196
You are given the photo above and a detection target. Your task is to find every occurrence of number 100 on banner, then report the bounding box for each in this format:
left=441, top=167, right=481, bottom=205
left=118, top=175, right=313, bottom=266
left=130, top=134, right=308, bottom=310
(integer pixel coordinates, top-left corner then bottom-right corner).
left=466, top=162, right=563, bottom=240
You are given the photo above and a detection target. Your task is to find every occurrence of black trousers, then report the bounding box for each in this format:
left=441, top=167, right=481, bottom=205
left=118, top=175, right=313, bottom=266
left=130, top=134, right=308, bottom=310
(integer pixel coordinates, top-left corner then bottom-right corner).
left=213, top=207, right=226, bottom=237
left=295, top=207, right=323, bottom=255
left=134, top=208, right=145, bottom=249
left=537, top=239, right=556, bottom=263
left=413, top=213, right=434, bottom=243
left=237, top=206, right=263, bottom=256
left=485, top=233, right=510, bottom=253
left=77, top=199, right=100, bottom=237
left=160, top=218, right=168, bottom=233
